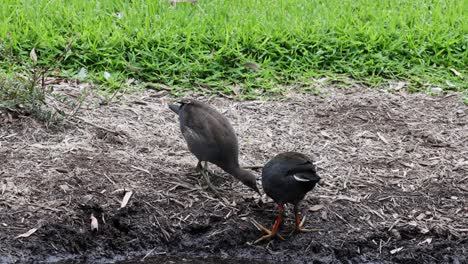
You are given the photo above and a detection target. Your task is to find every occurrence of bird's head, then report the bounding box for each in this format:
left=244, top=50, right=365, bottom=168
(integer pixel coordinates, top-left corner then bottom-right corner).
left=236, top=168, right=261, bottom=195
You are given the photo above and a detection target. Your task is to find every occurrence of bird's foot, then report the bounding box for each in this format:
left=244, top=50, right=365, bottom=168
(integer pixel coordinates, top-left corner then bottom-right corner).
left=250, top=218, right=285, bottom=244
left=199, top=169, right=221, bottom=197
left=289, top=216, right=321, bottom=235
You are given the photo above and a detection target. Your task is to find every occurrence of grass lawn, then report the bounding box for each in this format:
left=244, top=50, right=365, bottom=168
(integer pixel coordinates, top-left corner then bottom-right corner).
left=0, top=0, right=467, bottom=96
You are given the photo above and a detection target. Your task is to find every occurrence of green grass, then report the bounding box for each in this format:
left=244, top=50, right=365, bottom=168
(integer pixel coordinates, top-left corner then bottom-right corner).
left=0, top=0, right=467, bottom=96
left=0, top=72, right=56, bottom=122
left=0, top=70, right=89, bottom=123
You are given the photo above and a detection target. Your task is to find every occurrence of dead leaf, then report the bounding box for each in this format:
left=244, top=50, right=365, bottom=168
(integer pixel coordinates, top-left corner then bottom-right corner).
left=393, top=81, right=406, bottom=91
left=420, top=228, right=430, bottom=234
left=418, top=238, right=432, bottom=245
left=450, top=68, right=462, bottom=77
left=15, top=227, right=39, bottom=239
left=320, top=131, right=332, bottom=139
left=390, top=229, right=401, bottom=239
left=59, top=184, right=70, bottom=192
left=242, top=62, right=260, bottom=71
left=446, top=80, right=456, bottom=87
left=30, top=48, right=37, bottom=63
left=232, top=84, right=241, bottom=96
left=390, top=247, right=403, bottom=254
left=431, top=87, right=443, bottom=93
left=65, top=39, right=74, bottom=52
left=377, top=132, right=389, bottom=144
left=126, top=63, right=141, bottom=73
left=76, top=67, right=88, bottom=80
left=356, top=131, right=376, bottom=138
left=103, top=71, right=111, bottom=80
left=320, top=210, right=328, bottom=220
left=120, top=190, right=133, bottom=209
left=111, top=188, right=126, bottom=194
left=170, top=0, right=197, bottom=5
left=309, top=204, right=324, bottom=212
left=90, top=214, right=99, bottom=231
left=416, top=213, right=426, bottom=221
left=335, top=195, right=360, bottom=203
left=254, top=89, right=263, bottom=95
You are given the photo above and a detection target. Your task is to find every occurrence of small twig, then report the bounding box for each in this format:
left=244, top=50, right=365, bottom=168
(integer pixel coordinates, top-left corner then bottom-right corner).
left=140, top=248, right=166, bottom=262
left=105, top=90, right=119, bottom=105
left=0, top=133, right=18, bottom=140
left=342, top=167, right=352, bottom=190
left=71, top=116, right=122, bottom=136
left=95, top=172, right=116, bottom=185
left=388, top=219, right=400, bottom=232
left=152, top=214, right=170, bottom=242
left=207, top=228, right=231, bottom=238
left=329, top=208, right=355, bottom=229
left=131, top=165, right=152, bottom=176
left=144, top=82, right=172, bottom=91
left=377, top=132, right=389, bottom=144
left=305, top=239, right=314, bottom=252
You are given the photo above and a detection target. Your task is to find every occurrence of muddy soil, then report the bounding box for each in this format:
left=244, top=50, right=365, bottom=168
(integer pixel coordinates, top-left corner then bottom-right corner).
left=0, top=85, right=467, bottom=264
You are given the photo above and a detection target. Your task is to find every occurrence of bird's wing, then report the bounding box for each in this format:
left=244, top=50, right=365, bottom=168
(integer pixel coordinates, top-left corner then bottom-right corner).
left=180, top=102, right=238, bottom=154
left=181, top=126, right=203, bottom=144
left=285, top=154, right=318, bottom=182
left=293, top=174, right=313, bottom=182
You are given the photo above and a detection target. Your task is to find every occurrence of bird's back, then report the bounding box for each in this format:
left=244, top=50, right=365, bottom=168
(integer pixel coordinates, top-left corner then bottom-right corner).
left=262, top=152, right=320, bottom=204
left=176, top=99, right=239, bottom=169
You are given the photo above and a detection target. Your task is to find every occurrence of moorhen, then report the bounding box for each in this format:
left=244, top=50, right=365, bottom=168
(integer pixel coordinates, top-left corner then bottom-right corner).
left=169, top=99, right=260, bottom=195
left=251, top=152, right=321, bottom=243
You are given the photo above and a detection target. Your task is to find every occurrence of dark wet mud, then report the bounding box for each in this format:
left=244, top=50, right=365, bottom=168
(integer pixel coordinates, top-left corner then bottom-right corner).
left=120, top=256, right=273, bottom=264
left=37, top=255, right=272, bottom=264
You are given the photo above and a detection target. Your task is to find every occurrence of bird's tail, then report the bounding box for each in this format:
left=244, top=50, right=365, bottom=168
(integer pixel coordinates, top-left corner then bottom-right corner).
left=168, top=104, right=180, bottom=114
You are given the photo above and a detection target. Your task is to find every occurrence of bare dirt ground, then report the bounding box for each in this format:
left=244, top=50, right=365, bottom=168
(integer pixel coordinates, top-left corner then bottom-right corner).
left=0, top=85, right=467, bottom=264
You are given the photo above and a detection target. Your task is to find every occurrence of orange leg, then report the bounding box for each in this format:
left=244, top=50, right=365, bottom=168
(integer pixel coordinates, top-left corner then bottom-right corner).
left=290, top=204, right=321, bottom=234
left=251, top=203, right=286, bottom=244
left=295, top=205, right=302, bottom=228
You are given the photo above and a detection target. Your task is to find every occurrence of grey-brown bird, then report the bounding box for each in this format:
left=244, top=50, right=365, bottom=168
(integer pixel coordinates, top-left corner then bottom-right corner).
left=251, top=152, right=321, bottom=243
left=169, top=99, right=259, bottom=195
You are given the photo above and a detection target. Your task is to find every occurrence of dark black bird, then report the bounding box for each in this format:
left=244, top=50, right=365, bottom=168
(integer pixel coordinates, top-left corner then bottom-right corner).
left=169, top=99, right=259, bottom=195
left=251, top=152, right=321, bottom=243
